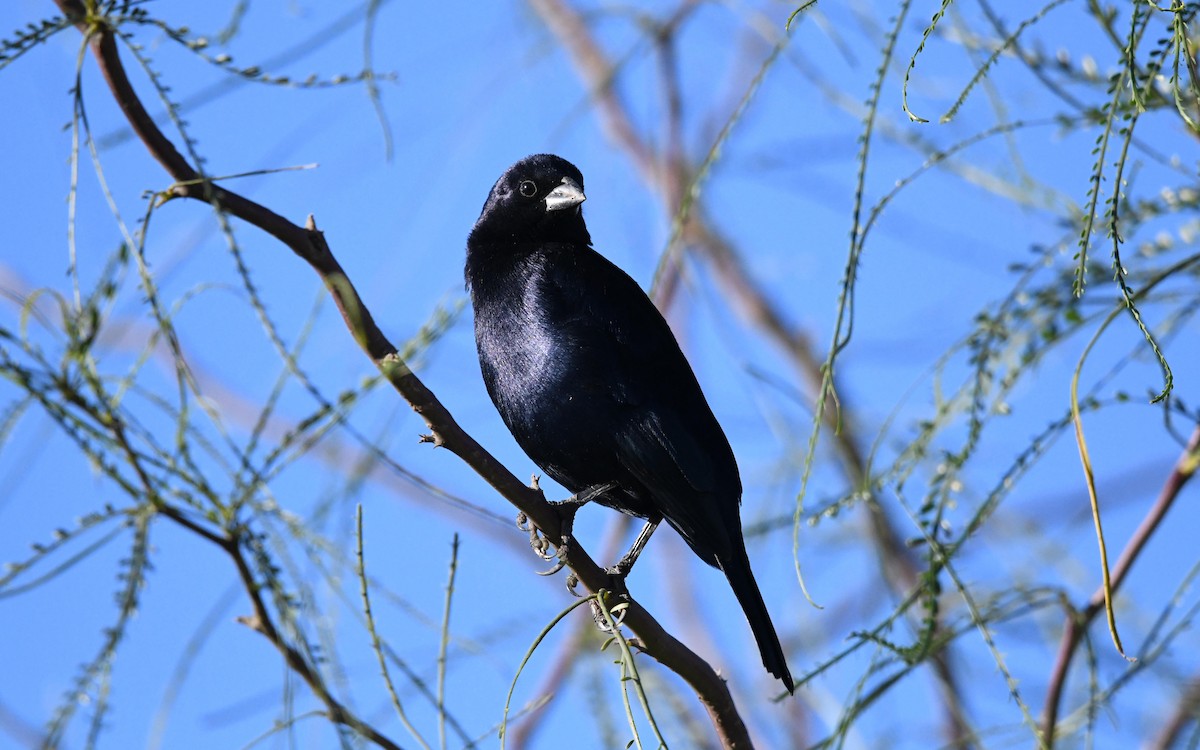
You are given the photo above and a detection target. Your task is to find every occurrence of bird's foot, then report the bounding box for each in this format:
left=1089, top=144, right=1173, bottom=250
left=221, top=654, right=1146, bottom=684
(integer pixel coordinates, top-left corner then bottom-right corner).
left=561, top=558, right=632, bottom=600
left=537, top=538, right=572, bottom=579
left=514, top=482, right=611, bottom=582
left=518, top=482, right=619, bottom=582
left=517, top=511, right=574, bottom=581
left=547, top=482, right=618, bottom=589
left=599, top=564, right=633, bottom=599
left=516, top=511, right=555, bottom=562
left=588, top=592, right=630, bottom=632
left=605, top=552, right=637, bottom=581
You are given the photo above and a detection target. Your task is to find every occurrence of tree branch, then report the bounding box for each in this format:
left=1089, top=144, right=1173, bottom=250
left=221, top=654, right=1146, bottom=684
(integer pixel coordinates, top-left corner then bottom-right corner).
left=1149, top=672, right=1200, bottom=750
left=1041, top=423, right=1200, bottom=745
left=55, top=1, right=755, bottom=747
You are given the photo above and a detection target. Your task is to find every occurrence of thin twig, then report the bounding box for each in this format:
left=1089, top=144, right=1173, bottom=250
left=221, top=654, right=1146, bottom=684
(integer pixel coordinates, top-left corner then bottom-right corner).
left=508, top=513, right=632, bottom=749
left=1041, top=423, right=1200, bottom=745
left=357, top=505, right=433, bottom=750
left=438, top=534, right=460, bottom=750
left=226, top=524, right=405, bottom=750
left=102, top=372, right=403, bottom=747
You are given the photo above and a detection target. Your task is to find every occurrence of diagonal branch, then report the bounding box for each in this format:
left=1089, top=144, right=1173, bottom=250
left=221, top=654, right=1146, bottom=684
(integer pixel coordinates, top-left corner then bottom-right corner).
left=1149, top=671, right=1200, bottom=749
left=54, top=1, right=756, bottom=747
left=1041, top=423, right=1200, bottom=745
left=97, top=370, right=404, bottom=747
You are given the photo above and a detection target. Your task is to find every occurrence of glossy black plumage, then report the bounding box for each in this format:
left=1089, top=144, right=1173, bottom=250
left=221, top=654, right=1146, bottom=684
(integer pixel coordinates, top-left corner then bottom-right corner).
left=465, top=154, right=792, bottom=691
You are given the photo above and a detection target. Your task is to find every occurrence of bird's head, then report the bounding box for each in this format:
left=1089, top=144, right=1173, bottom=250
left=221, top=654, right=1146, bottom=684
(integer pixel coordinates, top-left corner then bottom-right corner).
left=467, top=154, right=592, bottom=247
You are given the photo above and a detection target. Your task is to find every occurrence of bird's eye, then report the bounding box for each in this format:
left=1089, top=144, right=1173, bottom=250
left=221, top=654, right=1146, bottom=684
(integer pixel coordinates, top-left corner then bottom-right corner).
left=518, top=180, right=537, bottom=198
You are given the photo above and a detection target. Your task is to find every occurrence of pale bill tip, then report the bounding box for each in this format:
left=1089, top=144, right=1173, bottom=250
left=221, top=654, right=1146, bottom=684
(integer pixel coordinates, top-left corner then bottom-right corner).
left=544, top=176, right=586, bottom=212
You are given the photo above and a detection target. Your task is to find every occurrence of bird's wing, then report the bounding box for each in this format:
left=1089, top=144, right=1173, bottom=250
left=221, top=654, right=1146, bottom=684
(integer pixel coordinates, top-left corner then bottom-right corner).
left=614, top=410, right=733, bottom=563
left=539, top=244, right=743, bottom=542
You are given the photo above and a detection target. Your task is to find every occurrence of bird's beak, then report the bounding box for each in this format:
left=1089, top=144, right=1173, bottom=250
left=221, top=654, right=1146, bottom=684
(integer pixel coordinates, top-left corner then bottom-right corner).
left=544, top=176, right=586, bottom=212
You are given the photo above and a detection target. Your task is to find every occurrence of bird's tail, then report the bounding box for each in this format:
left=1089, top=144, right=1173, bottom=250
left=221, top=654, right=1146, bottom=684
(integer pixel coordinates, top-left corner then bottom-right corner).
left=721, top=542, right=794, bottom=693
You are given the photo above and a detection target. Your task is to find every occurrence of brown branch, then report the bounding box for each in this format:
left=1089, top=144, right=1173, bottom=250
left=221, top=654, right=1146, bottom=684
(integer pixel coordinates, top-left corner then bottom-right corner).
left=227, top=532, right=406, bottom=750
left=56, top=1, right=756, bottom=747
left=1149, top=673, right=1200, bottom=749
left=93, top=337, right=406, bottom=746
left=1041, top=423, right=1200, bottom=745
left=509, top=513, right=632, bottom=750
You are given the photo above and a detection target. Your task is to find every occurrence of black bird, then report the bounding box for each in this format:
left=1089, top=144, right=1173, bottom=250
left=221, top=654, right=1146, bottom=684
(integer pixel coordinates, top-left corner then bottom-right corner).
left=465, top=153, right=792, bottom=691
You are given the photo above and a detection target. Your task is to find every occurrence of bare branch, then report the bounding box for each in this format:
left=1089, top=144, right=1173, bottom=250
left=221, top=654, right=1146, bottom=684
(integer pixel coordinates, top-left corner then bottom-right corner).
left=1042, top=424, right=1200, bottom=744
left=1149, top=673, right=1200, bottom=750
left=54, top=1, right=756, bottom=746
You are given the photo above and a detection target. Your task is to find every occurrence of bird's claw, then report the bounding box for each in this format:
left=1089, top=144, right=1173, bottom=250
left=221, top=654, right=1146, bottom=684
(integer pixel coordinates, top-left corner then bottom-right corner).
left=518, top=482, right=618, bottom=571
left=537, top=535, right=570, bottom=577
left=518, top=509, right=573, bottom=578
left=589, top=597, right=629, bottom=632
left=520, top=483, right=624, bottom=584
left=517, top=511, right=556, bottom=562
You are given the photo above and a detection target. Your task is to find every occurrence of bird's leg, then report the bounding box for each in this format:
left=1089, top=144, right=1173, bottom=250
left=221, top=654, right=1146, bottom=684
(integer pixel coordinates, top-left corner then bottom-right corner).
left=607, top=517, right=662, bottom=579
left=523, top=481, right=618, bottom=580
left=550, top=481, right=618, bottom=523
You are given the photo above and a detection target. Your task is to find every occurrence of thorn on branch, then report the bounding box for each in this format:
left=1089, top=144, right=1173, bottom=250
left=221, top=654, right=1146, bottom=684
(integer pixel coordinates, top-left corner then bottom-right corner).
left=303, top=215, right=334, bottom=265
left=236, top=613, right=267, bottom=635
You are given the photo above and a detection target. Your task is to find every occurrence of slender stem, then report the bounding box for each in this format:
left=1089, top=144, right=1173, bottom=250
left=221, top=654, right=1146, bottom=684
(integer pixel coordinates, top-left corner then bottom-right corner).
left=1041, top=424, right=1200, bottom=744
left=438, top=535, right=459, bottom=750
left=357, top=506, right=433, bottom=750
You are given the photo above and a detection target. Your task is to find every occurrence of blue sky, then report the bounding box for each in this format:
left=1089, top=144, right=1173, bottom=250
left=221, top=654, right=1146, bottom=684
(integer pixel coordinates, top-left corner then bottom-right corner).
left=2, top=1, right=1199, bottom=748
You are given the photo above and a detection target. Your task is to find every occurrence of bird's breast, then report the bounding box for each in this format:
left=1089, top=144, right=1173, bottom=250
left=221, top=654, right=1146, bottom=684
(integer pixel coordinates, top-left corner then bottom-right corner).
left=475, top=284, right=571, bottom=412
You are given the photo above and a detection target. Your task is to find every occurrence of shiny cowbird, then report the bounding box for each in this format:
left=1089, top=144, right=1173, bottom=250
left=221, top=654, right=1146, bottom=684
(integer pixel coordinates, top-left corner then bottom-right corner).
left=465, top=153, right=792, bottom=691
